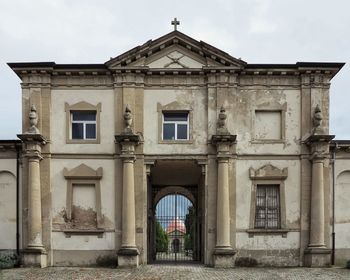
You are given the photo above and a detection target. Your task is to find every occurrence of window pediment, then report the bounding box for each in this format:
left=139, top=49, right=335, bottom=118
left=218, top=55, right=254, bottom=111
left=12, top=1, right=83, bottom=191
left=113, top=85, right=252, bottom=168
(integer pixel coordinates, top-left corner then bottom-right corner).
left=65, top=101, right=101, bottom=112
left=249, top=164, right=288, bottom=180
left=63, top=164, right=102, bottom=180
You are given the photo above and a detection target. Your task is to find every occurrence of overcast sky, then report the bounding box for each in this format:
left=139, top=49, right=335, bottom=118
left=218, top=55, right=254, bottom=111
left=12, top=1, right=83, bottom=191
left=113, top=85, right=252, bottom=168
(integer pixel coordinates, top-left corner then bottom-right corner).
left=0, top=0, right=349, bottom=139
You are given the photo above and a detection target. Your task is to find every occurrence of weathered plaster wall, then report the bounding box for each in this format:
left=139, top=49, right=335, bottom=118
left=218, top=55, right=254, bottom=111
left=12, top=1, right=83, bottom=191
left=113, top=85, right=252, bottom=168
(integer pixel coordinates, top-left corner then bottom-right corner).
left=235, top=159, right=300, bottom=266
left=52, top=232, right=115, bottom=251
left=236, top=159, right=300, bottom=230
left=51, top=89, right=115, bottom=154
left=0, top=156, right=16, bottom=178
left=0, top=157, right=17, bottom=250
left=51, top=159, right=115, bottom=256
left=333, top=154, right=350, bottom=265
left=233, top=88, right=301, bottom=155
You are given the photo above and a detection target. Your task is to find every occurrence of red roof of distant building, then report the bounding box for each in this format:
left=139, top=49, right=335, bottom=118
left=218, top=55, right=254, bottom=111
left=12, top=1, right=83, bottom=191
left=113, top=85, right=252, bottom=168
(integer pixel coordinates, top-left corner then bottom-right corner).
left=167, top=218, right=186, bottom=234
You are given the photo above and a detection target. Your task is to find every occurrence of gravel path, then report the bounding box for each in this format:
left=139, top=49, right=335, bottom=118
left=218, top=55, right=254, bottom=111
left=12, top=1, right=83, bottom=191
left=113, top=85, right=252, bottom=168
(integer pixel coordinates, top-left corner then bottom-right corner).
left=1, top=264, right=350, bottom=280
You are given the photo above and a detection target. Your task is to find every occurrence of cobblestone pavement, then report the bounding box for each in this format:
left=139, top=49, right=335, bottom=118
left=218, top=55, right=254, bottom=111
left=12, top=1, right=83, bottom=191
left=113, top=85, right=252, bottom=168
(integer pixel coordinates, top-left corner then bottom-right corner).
left=1, top=264, right=350, bottom=280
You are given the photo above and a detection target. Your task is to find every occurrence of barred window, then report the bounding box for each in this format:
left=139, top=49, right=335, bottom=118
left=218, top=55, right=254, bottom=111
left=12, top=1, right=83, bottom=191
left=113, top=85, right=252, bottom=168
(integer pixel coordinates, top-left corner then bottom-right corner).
left=255, top=185, right=280, bottom=229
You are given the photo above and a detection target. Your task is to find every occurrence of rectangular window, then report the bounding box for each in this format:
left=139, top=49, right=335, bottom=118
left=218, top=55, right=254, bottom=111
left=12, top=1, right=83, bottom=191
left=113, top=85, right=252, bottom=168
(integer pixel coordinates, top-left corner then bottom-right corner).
left=162, top=112, right=189, bottom=140
left=71, top=111, right=96, bottom=140
left=255, top=185, right=280, bottom=229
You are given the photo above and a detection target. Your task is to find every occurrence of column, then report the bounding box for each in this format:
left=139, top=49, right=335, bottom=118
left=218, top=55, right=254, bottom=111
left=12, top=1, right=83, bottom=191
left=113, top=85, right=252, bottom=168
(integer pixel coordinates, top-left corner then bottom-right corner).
left=216, top=158, right=231, bottom=248
left=309, top=157, right=325, bottom=247
left=115, top=135, right=141, bottom=268
left=17, top=134, right=48, bottom=268
left=304, top=135, right=333, bottom=267
left=27, top=154, right=45, bottom=251
left=121, top=156, right=137, bottom=249
left=211, top=135, right=236, bottom=268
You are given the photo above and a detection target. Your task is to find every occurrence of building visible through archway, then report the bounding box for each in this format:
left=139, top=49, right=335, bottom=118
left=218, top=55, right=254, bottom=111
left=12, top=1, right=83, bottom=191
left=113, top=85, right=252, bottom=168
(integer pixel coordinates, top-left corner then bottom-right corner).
left=147, top=160, right=204, bottom=263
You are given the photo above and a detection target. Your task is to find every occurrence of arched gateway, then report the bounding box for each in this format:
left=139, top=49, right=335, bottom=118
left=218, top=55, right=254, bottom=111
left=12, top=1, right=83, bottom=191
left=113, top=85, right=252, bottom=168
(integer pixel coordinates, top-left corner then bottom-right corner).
left=147, top=161, right=204, bottom=263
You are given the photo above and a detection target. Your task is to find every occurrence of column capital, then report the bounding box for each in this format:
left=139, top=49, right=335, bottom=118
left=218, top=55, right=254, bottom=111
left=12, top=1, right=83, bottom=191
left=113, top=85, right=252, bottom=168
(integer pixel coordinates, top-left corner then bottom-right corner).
left=196, top=159, right=208, bottom=175
left=115, top=133, right=142, bottom=159
left=144, top=159, right=155, bottom=177
left=304, top=134, right=334, bottom=146
left=115, top=133, right=142, bottom=145
left=18, top=133, right=47, bottom=160
left=211, top=134, right=237, bottom=145
left=211, top=134, right=237, bottom=159
left=24, top=151, right=43, bottom=161
left=17, top=133, right=47, bottom=145
left=217, top=157, right=230, bottom=164
left=305, top=134, right=334, bottom=162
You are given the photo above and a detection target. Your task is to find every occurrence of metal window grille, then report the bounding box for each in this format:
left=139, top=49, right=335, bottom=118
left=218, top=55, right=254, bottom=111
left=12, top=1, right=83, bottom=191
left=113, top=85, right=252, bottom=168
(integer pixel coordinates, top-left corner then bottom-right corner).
left=255, top=185, right=280, bottom=229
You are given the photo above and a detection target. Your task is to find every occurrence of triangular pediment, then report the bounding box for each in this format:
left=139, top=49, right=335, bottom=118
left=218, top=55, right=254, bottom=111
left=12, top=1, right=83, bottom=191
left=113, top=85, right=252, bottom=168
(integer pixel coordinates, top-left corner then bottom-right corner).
left=63, top=164, right=103, bottom=180
left=249, top=164, right=288, bottom=180
left=130, top=46, right=209, bottom=68
left=105, top=31, right=246, bottom=69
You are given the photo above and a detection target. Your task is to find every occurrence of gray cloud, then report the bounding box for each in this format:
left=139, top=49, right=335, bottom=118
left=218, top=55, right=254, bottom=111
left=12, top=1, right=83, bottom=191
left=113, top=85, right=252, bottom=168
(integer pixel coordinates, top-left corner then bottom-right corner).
left=0, top=0, right=349, bottom=138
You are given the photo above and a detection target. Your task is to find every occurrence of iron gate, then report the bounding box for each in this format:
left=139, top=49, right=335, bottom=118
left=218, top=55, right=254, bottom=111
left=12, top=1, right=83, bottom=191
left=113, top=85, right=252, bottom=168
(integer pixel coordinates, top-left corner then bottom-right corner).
left=152, top=190, right=200, bottom=263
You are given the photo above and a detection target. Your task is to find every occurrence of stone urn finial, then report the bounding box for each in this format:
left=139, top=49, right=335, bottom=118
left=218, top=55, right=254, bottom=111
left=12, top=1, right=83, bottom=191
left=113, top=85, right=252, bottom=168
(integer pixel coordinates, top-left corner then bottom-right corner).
left=123, top=105, right=133, bottom=134
left=312, top=104, right=323, bottom=134
left=217, top=105, right=229, bottom=135
left=27, top=104, right=40, bottom=134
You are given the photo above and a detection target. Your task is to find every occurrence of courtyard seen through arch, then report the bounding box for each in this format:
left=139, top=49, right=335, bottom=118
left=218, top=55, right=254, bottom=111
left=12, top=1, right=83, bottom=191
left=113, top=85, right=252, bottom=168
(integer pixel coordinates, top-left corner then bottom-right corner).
left=154, top=193, right=197, bottom=262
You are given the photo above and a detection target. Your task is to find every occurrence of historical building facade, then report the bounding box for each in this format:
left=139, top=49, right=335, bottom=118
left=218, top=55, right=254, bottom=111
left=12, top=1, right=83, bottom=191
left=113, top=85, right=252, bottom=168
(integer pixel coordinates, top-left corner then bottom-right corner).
left=1, top=29, right=350, bottom=268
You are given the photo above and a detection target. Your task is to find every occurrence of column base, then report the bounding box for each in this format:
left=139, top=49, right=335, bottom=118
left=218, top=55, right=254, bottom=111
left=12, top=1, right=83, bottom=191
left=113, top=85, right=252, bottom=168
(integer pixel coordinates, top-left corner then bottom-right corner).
left=117, top=247, right=139, bottom=268
left=213, top=247, right=236, bottom=268
left=22, top=249, right=47, bottom=268
left=304, top=247, right=331, bottom=267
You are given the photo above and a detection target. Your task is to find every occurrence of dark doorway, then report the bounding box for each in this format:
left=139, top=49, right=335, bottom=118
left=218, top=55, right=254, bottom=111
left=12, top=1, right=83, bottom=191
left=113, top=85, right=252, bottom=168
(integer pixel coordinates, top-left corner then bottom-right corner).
left=149, top=188, right=202, bottom=263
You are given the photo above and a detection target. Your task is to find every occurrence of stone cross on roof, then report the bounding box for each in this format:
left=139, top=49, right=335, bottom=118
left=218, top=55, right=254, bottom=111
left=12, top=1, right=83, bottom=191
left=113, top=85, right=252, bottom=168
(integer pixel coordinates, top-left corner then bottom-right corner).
left=171, top=17, right=180, bottom=31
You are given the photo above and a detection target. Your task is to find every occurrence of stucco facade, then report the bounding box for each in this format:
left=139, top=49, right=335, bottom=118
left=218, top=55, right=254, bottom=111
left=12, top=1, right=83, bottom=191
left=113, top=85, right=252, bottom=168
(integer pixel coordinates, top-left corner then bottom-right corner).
left=1, top=30, right=350, bottom=268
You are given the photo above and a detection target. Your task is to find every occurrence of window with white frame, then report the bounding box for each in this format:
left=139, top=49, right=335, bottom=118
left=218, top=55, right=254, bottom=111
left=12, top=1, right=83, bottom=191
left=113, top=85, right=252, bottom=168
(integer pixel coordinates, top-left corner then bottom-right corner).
left=71, top=111, right=97, bottom=140
left=162, top=112, right=189, bottom=140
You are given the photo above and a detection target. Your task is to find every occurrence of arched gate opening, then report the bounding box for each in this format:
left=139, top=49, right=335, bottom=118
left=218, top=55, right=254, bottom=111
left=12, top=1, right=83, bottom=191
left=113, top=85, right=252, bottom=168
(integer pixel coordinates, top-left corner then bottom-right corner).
left=149, top=186, right=202, bottom=263
left=147, top=160, right=204, bottom=264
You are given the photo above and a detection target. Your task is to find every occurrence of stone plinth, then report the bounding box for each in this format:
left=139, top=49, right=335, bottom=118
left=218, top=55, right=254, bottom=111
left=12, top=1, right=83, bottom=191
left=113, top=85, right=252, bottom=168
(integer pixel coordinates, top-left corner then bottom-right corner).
left=304, top=248, right=331, bottom=267
left=117, top=247, right=140, bottom=268
left=213, top=247, right=236, bottom=268
left=22, top=249, right=48, bottom=268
